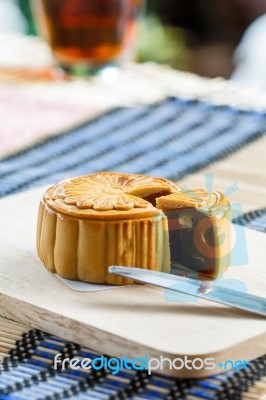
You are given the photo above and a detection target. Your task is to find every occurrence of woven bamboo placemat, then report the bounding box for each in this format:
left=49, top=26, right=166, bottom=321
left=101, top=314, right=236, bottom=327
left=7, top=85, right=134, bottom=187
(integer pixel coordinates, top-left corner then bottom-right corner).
left=0, top=314, right=265, bottom=399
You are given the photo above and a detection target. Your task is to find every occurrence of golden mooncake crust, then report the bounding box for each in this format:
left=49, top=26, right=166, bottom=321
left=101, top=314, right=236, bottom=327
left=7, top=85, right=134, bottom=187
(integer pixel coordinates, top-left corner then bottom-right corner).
left=37, top=172, right=181, bottom=285
left=45, top=172, right=181, bottom=220
left=156, top=189, right=230, bottom=213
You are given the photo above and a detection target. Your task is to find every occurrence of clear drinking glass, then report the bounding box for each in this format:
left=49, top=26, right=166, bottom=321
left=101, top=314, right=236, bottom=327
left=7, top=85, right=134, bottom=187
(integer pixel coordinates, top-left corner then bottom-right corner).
left=31, top=0, right=143, bottom=75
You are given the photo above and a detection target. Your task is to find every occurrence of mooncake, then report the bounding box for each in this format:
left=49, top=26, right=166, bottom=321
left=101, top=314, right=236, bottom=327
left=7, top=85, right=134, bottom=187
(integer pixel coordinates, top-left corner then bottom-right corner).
left=37, top=172, right=181, bottom=285
left=156, top=189, right=231, bottom=279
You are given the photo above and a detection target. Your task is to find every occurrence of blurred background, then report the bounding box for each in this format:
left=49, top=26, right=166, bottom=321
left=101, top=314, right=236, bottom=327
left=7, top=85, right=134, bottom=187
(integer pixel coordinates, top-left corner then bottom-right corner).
left=1, top=0, right=266, bottom=87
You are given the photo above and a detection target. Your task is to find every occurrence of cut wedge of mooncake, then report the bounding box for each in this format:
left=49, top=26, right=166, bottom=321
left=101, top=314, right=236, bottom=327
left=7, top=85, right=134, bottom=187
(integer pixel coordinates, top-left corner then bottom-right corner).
left=37, top=172, right=181, bottom=285
left=156, top=189, right=231, bottom=279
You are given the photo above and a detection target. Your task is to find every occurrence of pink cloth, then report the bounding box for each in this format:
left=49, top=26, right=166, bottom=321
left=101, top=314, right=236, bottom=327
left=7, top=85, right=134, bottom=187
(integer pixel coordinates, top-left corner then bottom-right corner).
left=0, top=84, right=98, bottom=158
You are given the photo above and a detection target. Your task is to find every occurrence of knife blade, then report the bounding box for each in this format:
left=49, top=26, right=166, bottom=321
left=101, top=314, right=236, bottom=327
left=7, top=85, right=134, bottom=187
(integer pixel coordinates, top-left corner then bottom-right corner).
left=109, top=266, right=266, bottom=317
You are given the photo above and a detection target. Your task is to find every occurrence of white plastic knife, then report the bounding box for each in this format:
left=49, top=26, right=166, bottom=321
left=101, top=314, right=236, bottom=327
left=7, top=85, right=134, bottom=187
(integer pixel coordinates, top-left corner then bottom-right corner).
left=109, top=266, right=266, bottom=317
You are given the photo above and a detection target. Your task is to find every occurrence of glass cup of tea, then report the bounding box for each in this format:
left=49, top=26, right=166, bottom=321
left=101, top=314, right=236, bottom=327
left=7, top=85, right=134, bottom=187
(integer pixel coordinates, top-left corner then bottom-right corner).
left=31, top=0, right=144, bottom=75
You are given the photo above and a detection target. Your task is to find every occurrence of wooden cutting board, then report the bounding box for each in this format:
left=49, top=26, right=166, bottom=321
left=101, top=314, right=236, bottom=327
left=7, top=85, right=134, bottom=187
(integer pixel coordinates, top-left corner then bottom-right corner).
left=0, top=186, right=265, bottom=378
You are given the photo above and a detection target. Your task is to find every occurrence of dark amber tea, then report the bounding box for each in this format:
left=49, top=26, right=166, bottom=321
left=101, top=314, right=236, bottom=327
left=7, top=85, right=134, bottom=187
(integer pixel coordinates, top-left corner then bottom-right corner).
left=33, top=0, right=142, bottom=68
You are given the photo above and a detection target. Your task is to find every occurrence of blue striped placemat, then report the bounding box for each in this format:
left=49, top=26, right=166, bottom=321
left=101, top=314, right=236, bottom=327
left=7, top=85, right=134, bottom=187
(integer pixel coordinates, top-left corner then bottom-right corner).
left=0, top=97, right=266, bottom=198
left=0, top=329, right=265, bottom=399
left=234, top=207, right=266, bottom=233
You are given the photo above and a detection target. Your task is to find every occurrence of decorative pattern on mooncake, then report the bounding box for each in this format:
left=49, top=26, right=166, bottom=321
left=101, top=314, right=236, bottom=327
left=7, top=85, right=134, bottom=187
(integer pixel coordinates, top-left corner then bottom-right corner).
left=157, top=189, right=231, bottom=279
left=37, top=172, right=181, bottom=285
left=50, top=173, right=179, bottom=213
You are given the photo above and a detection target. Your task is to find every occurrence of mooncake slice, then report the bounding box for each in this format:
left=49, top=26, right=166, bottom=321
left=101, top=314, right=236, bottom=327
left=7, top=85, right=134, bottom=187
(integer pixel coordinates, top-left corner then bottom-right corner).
left=157, top=189, right=231, bottom=279
left=37, top=172, right=181, bottom=285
